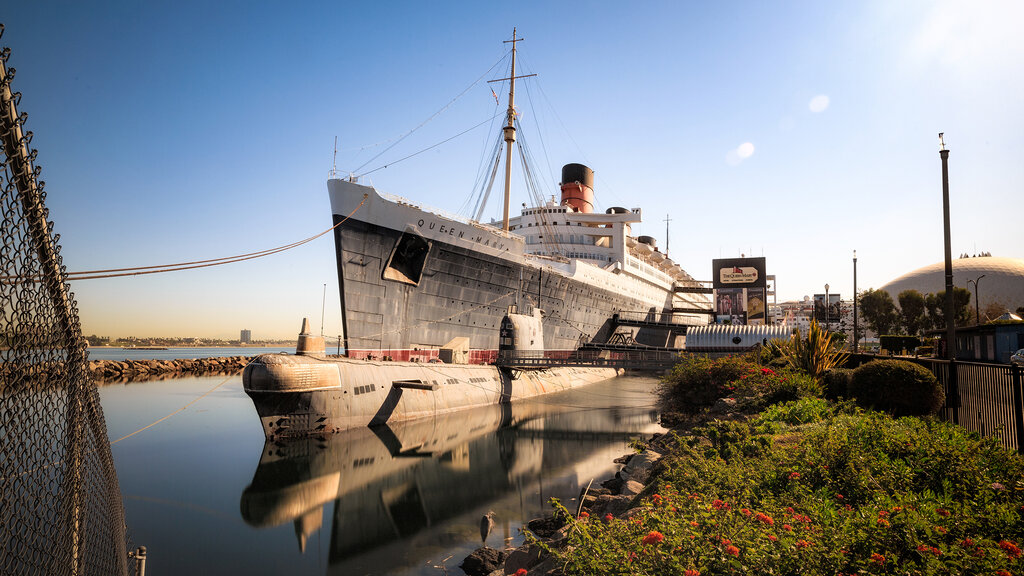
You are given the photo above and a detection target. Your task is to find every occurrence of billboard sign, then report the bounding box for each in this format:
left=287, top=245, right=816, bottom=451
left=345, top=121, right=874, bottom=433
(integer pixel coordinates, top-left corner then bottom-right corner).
left=712, top=257, right=767, bottom=289
left=713, top=257, right=768, bottom=325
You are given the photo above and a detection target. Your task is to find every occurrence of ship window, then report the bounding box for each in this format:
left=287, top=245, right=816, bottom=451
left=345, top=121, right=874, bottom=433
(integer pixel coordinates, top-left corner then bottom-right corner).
left=383, top=231, right=431, bottom=286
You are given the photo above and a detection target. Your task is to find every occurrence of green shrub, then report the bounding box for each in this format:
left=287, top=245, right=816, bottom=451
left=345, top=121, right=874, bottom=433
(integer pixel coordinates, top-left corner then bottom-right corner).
left=848, top=359, right=944, bottom=416
left=661, top=354, right=755, bottom=411
left=756, top=397, right=839, bottom=429
left=821, top=368, right=852, bottom=400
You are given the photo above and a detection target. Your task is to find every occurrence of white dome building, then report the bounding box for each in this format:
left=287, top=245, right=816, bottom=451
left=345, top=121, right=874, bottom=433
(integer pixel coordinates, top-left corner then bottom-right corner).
left=879, top=256, right=1024, bottom=314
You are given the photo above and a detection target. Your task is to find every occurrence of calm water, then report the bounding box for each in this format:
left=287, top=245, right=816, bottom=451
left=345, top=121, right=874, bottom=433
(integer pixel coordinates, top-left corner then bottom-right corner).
left=100, top=373, right=664, bottom=575
left=87, top=346, right=293, bottom=362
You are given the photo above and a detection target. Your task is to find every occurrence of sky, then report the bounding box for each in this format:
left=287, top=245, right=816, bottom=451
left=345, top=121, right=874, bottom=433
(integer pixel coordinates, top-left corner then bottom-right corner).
left=3, top=1, right=1022, bottom=339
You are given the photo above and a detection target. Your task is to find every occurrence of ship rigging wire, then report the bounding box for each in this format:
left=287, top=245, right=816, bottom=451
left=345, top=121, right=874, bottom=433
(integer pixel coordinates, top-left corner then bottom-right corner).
left=1, top=196, right=367, bottom=283
left=351, top=50, right=511, bottom=175
left=354, top=113, right=502, bottom=179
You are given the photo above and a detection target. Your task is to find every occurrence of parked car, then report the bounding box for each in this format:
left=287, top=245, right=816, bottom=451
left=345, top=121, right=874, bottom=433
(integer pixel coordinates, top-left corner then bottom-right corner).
left=1012, top=349, right=1024, bottom=366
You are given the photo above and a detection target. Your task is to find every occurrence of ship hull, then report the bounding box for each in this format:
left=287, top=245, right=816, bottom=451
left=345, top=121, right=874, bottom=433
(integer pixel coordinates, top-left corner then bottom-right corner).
left=331, top=179, right=700, bottom=356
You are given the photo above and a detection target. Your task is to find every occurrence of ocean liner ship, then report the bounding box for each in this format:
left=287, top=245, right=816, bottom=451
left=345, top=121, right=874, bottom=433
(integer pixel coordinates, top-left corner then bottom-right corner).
left=241, top=31, right=709, bottom=437
left=330, top=34, right=709, bottom=361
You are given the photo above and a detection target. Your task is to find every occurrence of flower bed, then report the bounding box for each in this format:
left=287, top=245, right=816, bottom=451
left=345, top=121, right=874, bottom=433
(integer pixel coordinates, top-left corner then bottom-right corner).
left=535, top=349, right=1024, bottom=575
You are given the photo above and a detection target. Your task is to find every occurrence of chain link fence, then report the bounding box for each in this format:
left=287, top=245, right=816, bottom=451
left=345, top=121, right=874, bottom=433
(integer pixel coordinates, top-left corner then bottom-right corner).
left=1, top=24, right=134, bottom=575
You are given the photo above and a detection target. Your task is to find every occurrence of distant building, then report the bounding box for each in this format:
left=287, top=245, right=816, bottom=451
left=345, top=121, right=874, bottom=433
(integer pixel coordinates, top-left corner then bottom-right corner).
left=880, top=256, right=1024, bottom=318
left=240, top=329, right=252, bottom=344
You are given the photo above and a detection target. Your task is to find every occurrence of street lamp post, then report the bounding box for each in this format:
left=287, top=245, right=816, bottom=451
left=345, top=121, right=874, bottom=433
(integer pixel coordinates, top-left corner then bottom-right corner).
left=939, top=132, right=959, bottom=424
left=939, top=133, right=955, bottom=362
left=853, top=250, right=858, bottom=353
left=824, top=283, right=830, bottom=332
left=967, top=274, right=985, bottom=325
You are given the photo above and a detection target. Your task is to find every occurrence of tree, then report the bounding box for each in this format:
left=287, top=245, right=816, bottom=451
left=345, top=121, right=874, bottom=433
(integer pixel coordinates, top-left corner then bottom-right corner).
left=859, top=289, right=899, bottom=335
left=924, top=287, right=972, bottom=329
left=981, top=300, right=1008, bottom=323
left=898, top=290, right=929, bottom=335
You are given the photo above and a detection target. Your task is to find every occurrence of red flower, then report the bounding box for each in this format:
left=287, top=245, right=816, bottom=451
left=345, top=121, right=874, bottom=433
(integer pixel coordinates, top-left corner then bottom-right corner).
left=755, top=512, right=774, bottom=525
left=761, top=367, right=775, bottom=375
left=604, top=513, right=613, bottom=522
left=725, top=545, right=740, bottom=557
left=936, top=508, right=950, bottom=517
left=835, top=493, right=844, bottom=500
left=515, top=570, right=528, bottom=576
left=684, top=570, right=700, bottom=576
left=711, top=499, right=729, bottom=510
left=917, top=545, right=931, bottom=553
left=578, top=511, right=589, bottom=518
left=931, top=547, right=941, bottom=556
left=690, top=521, right=698, bottom=527
left=877, top=518, right=890, bottom=527
left=788, top=472, right=801, bottom=480
left=796, top=539, right=811, bottom=548
left=935, top=526, right=947, bottom=534
left=721, top=538, right=731, bottom=546
left=786, top=507, right=795, bottom=514
left=871, top=552, right=885, bottom=565
left=783, top=524, right=793, bottom=532
left=959, top=538, right=975, bottom=547
left=768, top=534, right=777, bottom=542
left=995, top=570, right=1011, bottom=576
left=642, top=531, right=664, bottom=545
left=999, top=540, right=1021, bottom=559
left=741, top=508, right=751, bottom=516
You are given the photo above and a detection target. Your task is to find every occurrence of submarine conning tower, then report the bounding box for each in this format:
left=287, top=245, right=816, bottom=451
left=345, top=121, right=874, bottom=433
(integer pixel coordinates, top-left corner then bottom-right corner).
left=559, top=163, right=594, bottom=214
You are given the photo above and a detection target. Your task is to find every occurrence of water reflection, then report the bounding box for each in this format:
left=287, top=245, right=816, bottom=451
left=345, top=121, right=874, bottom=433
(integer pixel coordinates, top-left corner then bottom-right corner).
left=240, top=385, right=662, bottom=573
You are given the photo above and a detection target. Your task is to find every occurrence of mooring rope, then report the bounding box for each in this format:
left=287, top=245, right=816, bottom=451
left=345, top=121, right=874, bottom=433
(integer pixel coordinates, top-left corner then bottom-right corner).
left=0, top=360, right=253, bottom=483
left=1, top=195, right=367, bottom=283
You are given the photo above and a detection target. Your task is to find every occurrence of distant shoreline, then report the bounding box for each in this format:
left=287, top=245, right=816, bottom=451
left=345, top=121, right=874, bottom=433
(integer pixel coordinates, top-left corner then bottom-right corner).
left=89, top=344, right=296, bottom=349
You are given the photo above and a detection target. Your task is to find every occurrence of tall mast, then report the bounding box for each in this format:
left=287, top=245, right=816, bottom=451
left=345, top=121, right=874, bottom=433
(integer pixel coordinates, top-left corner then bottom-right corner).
left=489, top=28, right=535, bottom=232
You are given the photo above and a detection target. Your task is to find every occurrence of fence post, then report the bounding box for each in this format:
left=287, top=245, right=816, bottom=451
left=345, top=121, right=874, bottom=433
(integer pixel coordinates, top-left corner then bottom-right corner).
left=1011, top=365, right=1024, bottom=453
left=947, top=360, right=959, bottom=425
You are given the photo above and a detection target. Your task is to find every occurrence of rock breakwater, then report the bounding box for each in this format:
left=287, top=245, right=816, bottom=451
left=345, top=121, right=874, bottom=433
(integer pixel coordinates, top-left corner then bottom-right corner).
left=89, top=356, right=252, bottom=383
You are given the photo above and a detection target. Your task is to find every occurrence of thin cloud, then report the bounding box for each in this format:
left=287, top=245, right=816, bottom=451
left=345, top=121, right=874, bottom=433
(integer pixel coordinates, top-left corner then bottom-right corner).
left=809, top=94, right=830, bottom=113
left=726, top=142, right=755, bottom=165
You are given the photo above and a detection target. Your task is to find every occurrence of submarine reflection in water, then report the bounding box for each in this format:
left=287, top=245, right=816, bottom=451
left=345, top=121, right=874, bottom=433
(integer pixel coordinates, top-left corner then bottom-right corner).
left=239, top=393, right=661, bottom=568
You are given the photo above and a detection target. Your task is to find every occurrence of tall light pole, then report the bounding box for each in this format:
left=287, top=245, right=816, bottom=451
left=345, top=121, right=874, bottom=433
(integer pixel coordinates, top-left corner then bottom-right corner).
left=853, top=250, right=858, bottom=353
left=967, top=274, right=985, bottom=325
left=939, top=133, right=955, bottom=361
left=824, top=283, right=830, bottom=332
left=939, top=132, right=959, bottom=424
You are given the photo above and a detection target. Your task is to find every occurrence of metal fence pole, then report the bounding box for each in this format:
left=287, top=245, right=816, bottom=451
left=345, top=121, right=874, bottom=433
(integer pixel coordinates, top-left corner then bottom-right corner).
left=1011, top=365, right=1024, bottom=453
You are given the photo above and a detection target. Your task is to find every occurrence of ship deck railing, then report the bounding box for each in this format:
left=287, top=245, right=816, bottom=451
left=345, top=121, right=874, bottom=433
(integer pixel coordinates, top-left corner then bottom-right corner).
left=613, top=311, right=711, bottom=328
left=495, top=349, right=682, bottom=371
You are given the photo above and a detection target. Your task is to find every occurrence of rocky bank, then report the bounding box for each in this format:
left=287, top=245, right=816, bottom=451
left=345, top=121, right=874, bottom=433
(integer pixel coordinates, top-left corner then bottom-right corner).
left=88, top=356, right=252, bottom=383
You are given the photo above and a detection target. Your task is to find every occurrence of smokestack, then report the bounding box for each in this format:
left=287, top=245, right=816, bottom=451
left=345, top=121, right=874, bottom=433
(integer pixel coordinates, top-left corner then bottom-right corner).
left=559, top=163, right=594, bottom=213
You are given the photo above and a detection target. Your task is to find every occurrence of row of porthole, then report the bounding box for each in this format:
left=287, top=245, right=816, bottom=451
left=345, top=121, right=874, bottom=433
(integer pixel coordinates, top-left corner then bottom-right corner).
left=354, top=383, right=377, bottom=395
